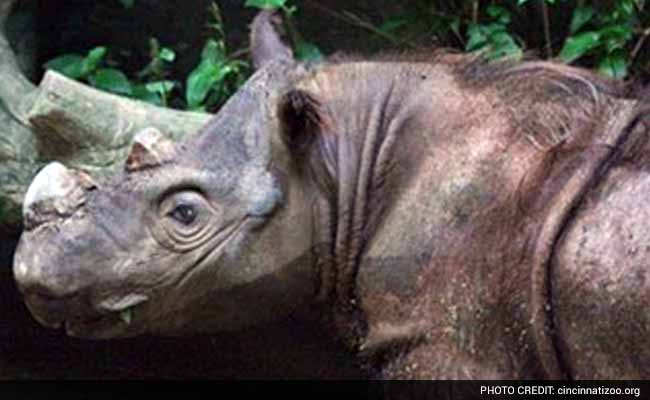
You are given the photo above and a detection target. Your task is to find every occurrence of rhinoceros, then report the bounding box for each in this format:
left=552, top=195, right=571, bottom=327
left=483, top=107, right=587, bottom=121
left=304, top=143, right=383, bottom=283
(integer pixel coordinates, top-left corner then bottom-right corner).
left=12, top=11, right=650, bottom=379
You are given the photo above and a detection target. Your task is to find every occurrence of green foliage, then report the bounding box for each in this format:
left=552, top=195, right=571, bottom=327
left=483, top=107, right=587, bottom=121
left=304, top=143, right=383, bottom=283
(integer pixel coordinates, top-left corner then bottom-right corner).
left=184, top=3, right=248, bottom=111
left=138, top=38, right=176, bottom=80
left=43, top=2, right=248, bottom=111
left=517, top=0, right=557, bottom=5
left=87, top=69, right=132, bottom=95
left=44, top=0, right=650, bottom=112
left=559, top=1, right=640, bottom=78
left=296, top=41, right=324, bottom=62
left=44, top=46, right=136, bottom=97
left=43, top=41, right=176, bottom=104
left=244, top=0, right=287, bottom=9
left=559, top=31, right=601, bottom=63
left=43, top=54, right=86, bottom=79
left=186, top=40, right=243, bottom=110
left=118, top=0, right=135, bottom=9
left=466, top=5, right=522, bottom=60
left=368, top=1, right=647, bottom=80
left=44, top=47, right=107, bottom=80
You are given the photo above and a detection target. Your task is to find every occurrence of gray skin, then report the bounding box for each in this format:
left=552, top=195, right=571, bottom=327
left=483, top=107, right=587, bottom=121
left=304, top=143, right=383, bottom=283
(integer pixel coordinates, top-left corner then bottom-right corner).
left=13, top=11, right=650, bottom=379
left=14, top=14, right=315, bottom=338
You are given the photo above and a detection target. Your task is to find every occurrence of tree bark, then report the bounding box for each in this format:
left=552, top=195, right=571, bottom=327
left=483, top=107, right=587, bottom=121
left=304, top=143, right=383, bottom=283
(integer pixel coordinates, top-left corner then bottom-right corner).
left=28, top=71, right=210, bottom=174
left=0, top=0, right=210, bottom=230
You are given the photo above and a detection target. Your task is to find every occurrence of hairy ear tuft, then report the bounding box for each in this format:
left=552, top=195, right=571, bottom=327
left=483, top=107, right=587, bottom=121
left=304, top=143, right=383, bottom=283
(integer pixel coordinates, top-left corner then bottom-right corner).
left=278, top=89, right=323, bottom=153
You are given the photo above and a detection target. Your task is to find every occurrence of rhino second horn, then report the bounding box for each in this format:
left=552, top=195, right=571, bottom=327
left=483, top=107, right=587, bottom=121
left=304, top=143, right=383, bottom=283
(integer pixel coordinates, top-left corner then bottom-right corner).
left=125, top=127, right=176, bottom=172
left=23, top=162, right=88, bottom=227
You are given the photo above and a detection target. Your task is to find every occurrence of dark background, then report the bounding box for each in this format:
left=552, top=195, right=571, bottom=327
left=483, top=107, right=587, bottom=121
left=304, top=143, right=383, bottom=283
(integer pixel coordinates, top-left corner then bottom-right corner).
left=1, top=0, right=649, bottom=379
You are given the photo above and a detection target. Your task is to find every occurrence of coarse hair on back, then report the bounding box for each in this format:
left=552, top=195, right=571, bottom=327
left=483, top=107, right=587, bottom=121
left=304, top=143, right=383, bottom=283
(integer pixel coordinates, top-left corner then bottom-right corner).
left=323, top=48, right=639, bottom=150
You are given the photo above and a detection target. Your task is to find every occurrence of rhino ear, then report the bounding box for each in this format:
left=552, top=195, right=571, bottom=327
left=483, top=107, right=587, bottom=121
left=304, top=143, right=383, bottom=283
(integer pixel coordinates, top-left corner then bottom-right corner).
left=278, top=89, right=324, bottom=153
left=125, top=127, right=176, bottom=172
left=250, top=10, right=294, bottom=69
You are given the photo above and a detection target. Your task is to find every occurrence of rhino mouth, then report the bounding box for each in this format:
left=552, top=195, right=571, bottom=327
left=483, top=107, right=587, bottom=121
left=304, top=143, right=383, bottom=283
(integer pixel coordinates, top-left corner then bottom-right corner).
left=63, top=311, right=135, bottom=338
left=24, top=293, right=144, bottom=339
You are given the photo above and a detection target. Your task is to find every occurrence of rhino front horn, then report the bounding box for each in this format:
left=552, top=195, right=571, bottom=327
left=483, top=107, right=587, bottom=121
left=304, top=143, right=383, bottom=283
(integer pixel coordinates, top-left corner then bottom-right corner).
left=23, top=162, right=94, bottom=229
left=125, top=127, right=175, bottom=172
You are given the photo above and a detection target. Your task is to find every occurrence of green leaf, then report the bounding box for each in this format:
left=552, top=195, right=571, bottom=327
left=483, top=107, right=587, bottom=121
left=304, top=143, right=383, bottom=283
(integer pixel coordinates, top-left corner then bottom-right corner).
left=486, top=5, right=511, bottom=25
left=133, top=81, right=175, bottom=107
left=296, top=41, right=323, bottom=62
left=145, top=80, right=175, bottom=94
left=598, top=51, right=628, bottom=79
left=558, top=31, right=601, bottom=63
left=482, top=22, right=508, bottom=37
left=466, top=24, right=488, bottom=51
left=617, top=0, right=636, bottom=17
left=378, top=18, right=407, bottom=34
left=43, top=54, right=85, bottom=79
left=466, top=23, right=510, bottom=53
left=598, top=23, right=634, bottom=46
left=185, top=38, right=241, bottom=108
left=159, top=47, right=176, bottom=62
left=487, top=31, right=522, bottom=60
left=132, top=84, right=162, bottom=105
left=449, top=17, right=461, bottom=37
left=119, top=309, right=133, bottom=325
left=201, top=39, right=225, bottom=64
left=81, top=46, right=107, bottom=77
left=569, top=6, right=594, bottom=34
left=186, top=61, right=233, bottom=109
left=244, top=0, right=287, bottom=10
left=283, top=4, right=297, bottom=15
left=118, top=0, right=135, bottom=9
left=88, top=68, right=133, bottom=95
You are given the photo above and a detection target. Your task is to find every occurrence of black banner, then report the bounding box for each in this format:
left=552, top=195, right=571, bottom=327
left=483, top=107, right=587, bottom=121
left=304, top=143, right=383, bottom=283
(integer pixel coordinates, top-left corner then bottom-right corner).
left=370, top=381, right=648, bottom=399
left=1, top=380, right=649, bottom=400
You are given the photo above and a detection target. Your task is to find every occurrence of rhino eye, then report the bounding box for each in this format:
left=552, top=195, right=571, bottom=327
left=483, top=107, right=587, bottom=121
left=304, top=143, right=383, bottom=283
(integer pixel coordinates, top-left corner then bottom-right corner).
left=156, top=190, right=221, bottom=251
left=169, top=204, right=196, bottom=225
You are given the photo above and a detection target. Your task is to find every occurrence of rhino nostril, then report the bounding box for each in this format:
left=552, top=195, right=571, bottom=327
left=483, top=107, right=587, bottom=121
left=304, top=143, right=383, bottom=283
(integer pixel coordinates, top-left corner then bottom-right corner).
left=26, top=291, right=65, bottom=307
left=22, top=285, right=75, bottom=303
left=22, top=292, right=70, bottom=329
left=14, top=255, right=79, bottom=300
left=15, top=266, right=80, bottom=301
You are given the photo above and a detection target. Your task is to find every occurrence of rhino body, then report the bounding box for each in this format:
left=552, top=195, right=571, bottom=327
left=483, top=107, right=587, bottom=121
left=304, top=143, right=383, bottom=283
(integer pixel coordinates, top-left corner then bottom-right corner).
left=12, top=12, right=650, bottom=379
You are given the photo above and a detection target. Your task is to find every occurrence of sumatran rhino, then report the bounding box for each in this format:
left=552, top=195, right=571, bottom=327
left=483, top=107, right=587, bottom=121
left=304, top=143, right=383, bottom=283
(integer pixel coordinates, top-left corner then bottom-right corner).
left=12, top=11, right=650, bottom=379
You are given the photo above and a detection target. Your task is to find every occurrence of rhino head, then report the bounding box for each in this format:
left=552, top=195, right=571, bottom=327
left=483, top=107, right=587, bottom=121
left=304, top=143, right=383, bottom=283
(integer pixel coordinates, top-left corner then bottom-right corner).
left=13, top=12, right=321, bottom=338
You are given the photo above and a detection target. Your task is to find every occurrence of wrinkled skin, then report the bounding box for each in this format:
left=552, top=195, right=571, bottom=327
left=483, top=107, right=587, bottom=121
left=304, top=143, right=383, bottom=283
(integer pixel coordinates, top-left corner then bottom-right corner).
left=13, top=11, right=650, bottom=379
left=14, top=17, right=316, bottom=337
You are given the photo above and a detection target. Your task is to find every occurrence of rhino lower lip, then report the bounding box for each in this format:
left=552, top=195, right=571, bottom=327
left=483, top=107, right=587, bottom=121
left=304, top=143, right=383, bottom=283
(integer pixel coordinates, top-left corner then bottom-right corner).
left=25, top=292, right=142, bottom=336
left=64, top=310, right=132, bottom=338
left=53, top=307, right=140, bottom=337
left=23, top=293, right=67, bottom=330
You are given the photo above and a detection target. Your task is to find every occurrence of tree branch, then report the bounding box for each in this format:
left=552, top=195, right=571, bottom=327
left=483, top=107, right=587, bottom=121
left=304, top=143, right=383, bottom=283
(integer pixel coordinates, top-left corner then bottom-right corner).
left=540, top=0, right=553, bottom=59
left=472, top=1, right=479, bottom=24
left=303, top=0, right=407, bottom=47
left=631, top=27, right=650, bottom=65
left=0, top=2, right=211, bottom=229
left=27, top=71, right=210, bottom=174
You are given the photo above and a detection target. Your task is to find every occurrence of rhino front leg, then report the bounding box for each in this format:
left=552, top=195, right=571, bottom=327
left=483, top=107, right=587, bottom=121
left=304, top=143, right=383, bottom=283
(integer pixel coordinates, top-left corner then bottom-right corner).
left=553, top=166, right=650, bottom=379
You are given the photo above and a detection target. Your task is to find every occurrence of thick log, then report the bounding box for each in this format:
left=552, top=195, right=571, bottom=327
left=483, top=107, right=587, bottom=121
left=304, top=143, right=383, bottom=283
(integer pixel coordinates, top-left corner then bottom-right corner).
left=0, top=0, right=210, bottom=229
left=28, top=71, right=210, bottom=175
left=0, top=0, right=37, bottom=227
